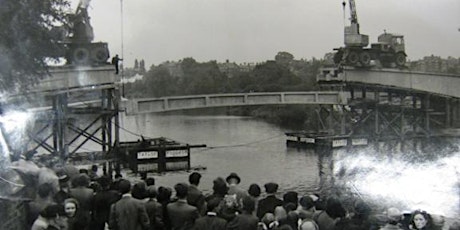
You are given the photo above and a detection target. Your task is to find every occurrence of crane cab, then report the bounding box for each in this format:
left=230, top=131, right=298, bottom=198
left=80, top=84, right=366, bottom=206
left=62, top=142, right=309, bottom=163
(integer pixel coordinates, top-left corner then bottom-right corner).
left=377, top=33, right=405, bottom=53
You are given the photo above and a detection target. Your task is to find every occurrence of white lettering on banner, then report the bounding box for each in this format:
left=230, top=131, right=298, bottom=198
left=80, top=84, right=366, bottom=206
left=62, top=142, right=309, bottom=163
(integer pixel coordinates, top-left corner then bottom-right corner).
left=332, top=139, right=347, bottom=147
left=138, top=163, right=158, bottom=172
left=137, top=151, right=158, bottom=159
left=165, top=150, right=188, bottom=158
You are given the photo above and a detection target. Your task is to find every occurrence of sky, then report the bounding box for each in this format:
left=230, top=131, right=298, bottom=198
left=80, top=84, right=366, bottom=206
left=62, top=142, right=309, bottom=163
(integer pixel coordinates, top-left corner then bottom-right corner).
left=73, top=0, right=460, bottom=67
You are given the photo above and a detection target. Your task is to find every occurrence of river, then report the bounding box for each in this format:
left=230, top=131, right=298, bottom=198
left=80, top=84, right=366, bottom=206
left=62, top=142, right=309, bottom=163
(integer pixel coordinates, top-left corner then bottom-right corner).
left=117, top=114, right=460, bottom=219
left=120, top=114, right=326, bottom=195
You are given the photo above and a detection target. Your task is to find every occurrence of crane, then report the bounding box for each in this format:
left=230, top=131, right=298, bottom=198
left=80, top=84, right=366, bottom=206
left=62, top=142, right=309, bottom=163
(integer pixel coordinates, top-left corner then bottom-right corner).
left=333, top=0, right=407, bottom=68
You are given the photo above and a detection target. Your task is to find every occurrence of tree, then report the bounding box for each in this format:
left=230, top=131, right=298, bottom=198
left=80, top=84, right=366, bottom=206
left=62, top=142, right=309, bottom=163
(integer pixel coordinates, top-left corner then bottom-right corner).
left=0, top=0, right=70, bottom=93
left=275, top=51, right=294, bottom=66
left=134, top=59, right=139, bottom=70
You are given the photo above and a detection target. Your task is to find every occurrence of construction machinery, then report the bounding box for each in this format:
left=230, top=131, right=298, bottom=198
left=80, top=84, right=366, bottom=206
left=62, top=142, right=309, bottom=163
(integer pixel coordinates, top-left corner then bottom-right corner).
left=53, top=0, right=110, bottom=65
left=333, top=0, right=407, bottom=68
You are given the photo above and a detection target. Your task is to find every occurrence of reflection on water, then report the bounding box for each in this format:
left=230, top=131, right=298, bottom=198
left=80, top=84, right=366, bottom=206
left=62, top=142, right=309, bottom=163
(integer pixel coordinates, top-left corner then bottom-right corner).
left=121, top=114, right=460, bottom=217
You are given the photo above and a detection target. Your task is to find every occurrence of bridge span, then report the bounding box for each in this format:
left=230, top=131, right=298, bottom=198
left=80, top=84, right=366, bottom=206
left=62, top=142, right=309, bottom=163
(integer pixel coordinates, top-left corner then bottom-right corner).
left=125, top=91, right=345, bottom=115
left=318, top=67, right=460, bottom=98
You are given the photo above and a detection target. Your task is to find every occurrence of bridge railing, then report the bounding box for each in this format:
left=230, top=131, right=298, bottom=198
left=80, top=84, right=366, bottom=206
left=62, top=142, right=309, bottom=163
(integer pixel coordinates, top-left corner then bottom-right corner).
left=125, top=91, right=346, bottom=114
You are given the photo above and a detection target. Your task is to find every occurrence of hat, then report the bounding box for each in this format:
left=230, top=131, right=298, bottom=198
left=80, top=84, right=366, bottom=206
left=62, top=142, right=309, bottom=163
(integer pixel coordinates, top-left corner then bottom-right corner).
left=264, top=182, right=279, bottom=193
left=226, top=173, right=241, bottom=184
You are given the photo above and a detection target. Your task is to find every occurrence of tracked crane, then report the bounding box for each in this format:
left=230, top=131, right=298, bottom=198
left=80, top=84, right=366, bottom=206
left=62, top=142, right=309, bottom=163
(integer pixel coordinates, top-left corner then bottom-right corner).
left=333, top=0, right=407, bottom=68
left=51, top=0, right=110, bottom=65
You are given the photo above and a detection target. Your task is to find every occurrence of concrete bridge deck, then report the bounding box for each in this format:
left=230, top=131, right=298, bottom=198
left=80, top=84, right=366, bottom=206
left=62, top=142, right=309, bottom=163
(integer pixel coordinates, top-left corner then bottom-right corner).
left=318, top=67, right=460, bottom=98
left=125, top=91, right=345, bottom=114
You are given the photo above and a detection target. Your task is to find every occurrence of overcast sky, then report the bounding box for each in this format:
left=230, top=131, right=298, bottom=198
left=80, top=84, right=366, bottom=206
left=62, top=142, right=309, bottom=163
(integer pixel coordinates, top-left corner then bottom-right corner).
left=75, top=0, right=460, bottom=66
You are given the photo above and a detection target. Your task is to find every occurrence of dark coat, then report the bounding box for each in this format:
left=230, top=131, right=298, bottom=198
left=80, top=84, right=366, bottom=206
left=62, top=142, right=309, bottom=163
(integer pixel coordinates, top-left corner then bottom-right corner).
left=257, top=195, right=283, bottom=220
left=92, top=189, right=121, bottom=229
left=315, top=210, right=336, bottom=230
left=226, top=213, right=259, bottom=230
left=166, top=199, right=199, bottom=230
left=192, top=214, right=227, bottom=230
left=187, top=185, right=206, bottom=215
left=109, top=195, right=150, bottom=230
left=145, top=199, right=164, bottom=230
left=69, top=187, right=94, bottom=212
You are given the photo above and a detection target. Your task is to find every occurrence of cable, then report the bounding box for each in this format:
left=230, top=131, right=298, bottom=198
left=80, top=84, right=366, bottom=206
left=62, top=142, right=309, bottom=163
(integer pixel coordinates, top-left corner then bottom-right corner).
left=120, top=0, right=125, bottom=97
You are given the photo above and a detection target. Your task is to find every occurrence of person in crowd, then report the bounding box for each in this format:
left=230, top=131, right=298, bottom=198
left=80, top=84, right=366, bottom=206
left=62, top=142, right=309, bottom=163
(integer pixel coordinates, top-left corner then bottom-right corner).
left=89, top=164, right=99, bottom=181
left=54, top=173, right=72, bottom=204
left=167, top=183, right=199, bottom=230
left=64, top=198, right=88, bottom=230
left=282, top=191, right=298, bottom=210
left=310, top=194, right=325, bottom=211
left=140, top=172, right=148, bottom=181
left=28, top=183, right=57, bottom=228
left=248, top=184, right=261, bottom=200
left=92, top=175, right=121, bottom=230
left=257, top=182, right=283, bottom=220
left=247, top=183, right=261, bottom=216
left=260, top=213, right=276, bottom=230
left=31, top=203, right=67, bottom=230
left=132, top=181, right=149, bottom=201
left=379, top=207, right=404, bottom=230
left=408, top=210, right=434, bottom=230
left=69, top=173, right=93, bottom=228
left=299, top=221, right=319, bottom=230
left=227, top=196, right=259, bottom=230
left=157, top=186, right=173, bottom=230
left=219, top=194, right=240, bottom=222
left=145, top=177, right=156, bottom=190
left=297, top=195, right=317, bottom=221
left=206, top=177, right=229, bottom=204
left=270, top=206, right=291, bottom=229
left=110, top=173, right=123, bottom=191
left=188, top=172, right=206, bottom=215
left=334, top=200, right=372, bottom=230
left=109, top=179, right=150, bottom=230
left=226, top=172, right=248, bottom=209
left=145, top=186, right=165, bottom=230
left=192, top=197, right=227, bottom=230
left=314, top=197, right=346, bottom=230
left=283, top=202, right=299, bottom=230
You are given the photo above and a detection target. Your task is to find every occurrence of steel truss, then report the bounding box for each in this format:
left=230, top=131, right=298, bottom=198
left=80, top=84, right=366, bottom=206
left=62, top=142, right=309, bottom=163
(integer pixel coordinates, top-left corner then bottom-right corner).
left=316, top=84, right=459, bottom=142
left=11, top=86, right=120, bottom=160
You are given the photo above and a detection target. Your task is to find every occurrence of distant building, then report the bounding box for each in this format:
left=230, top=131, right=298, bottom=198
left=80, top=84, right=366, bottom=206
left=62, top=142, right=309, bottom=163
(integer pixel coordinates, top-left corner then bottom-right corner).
left=411, top=55, right=460, bottom=74
left=217, top=60, right=255, bottom=78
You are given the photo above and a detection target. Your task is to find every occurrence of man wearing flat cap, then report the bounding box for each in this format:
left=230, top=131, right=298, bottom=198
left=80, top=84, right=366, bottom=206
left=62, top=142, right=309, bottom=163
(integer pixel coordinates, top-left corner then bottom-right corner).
left=226, top=172, right=248, bottom=209
left=257, top=182, right=283, bottom=220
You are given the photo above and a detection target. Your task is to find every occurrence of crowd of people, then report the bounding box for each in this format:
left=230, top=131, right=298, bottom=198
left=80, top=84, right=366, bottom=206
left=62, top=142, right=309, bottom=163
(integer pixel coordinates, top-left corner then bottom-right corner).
left=23, top=162, right=460, bottom=230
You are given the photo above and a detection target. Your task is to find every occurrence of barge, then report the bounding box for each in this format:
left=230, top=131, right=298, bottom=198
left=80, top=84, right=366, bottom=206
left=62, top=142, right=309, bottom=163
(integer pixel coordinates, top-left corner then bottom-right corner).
left=116, top=137, right=206, bottom=173
left=286, top=131, right=368, bottom=149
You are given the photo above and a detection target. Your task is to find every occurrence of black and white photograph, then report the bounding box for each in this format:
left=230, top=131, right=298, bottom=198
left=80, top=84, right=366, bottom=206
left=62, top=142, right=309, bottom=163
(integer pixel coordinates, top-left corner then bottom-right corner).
left=0, top=0, right=459, bottom=229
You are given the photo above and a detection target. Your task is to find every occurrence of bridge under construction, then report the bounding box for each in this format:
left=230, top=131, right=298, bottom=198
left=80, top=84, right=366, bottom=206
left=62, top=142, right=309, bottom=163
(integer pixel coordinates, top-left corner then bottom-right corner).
left=3, top=64, right=460, bottom=158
